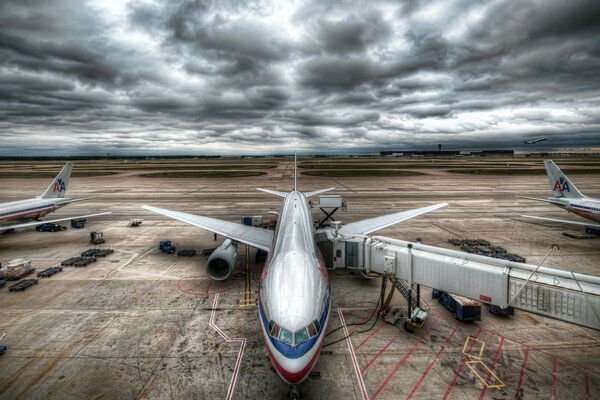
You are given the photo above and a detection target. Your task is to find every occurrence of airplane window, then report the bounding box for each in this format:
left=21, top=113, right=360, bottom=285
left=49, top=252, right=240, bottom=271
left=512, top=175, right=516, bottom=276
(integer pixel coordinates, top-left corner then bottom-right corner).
left=307, top=322, right=317, bottom=337
left=295, top=328, right=309, bottom=345
left=279, top=328, right=293, bottom=344
left=270, top=323, right=281, bottom=338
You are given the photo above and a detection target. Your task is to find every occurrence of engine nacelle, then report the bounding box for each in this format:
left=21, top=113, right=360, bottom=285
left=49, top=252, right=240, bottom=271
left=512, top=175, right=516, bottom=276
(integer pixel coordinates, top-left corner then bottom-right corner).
left=207, top=239, right=237, bottom=281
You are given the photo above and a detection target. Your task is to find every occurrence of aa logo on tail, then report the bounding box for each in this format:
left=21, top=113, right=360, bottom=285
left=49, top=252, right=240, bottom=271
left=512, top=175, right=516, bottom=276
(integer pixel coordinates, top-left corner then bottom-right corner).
left=553, top=177, right=569, bottom=192
left=53, top=178, right=66, bottom=192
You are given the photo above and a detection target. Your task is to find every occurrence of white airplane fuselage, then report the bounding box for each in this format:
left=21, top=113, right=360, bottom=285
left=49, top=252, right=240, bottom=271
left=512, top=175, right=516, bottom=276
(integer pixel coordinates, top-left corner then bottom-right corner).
left=258, top=190, right=331, bottom=383
left=0, top=197, right=70, bottom=225
left=551, top=197, right=600, bottom=223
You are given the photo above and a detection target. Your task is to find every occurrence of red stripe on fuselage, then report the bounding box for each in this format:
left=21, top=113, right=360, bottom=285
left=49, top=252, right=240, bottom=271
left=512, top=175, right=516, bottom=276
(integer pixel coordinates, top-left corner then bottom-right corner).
left=0, top=207, right=54, bottom=222
left=260, top=325, right=322, bottom=384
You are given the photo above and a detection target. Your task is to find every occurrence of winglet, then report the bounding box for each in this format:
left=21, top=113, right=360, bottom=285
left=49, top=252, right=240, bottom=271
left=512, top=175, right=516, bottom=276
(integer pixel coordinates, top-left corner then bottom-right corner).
left=40, top=161, right=73, bottom=199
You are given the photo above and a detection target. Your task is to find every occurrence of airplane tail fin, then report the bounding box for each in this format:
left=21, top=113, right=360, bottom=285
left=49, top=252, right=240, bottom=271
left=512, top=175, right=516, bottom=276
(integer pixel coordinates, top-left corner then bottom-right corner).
left=544, top=160, right=584, bottom=198
left=40, top=161, right=73, bottom=199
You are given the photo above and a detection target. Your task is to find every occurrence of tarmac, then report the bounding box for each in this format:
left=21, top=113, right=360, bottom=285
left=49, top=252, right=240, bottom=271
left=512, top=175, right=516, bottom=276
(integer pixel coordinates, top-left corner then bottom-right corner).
left=0, top=157, right=598, bottom=399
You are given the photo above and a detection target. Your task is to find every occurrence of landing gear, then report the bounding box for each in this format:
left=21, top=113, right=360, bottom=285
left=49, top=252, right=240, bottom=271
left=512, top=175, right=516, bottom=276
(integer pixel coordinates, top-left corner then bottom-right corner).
left=288, top=385, right=301, bottom=400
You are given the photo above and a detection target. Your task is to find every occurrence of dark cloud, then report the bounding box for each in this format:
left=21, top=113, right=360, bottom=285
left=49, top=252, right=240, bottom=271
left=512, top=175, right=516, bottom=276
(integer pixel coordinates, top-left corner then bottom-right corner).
left=0, top=0, right=599, bottom=155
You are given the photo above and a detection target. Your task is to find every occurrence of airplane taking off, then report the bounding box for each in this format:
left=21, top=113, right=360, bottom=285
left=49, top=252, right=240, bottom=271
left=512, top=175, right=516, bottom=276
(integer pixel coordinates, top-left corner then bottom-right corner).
left=523, top=136, right=547, bottom=144
left=519, top=160, right=600, bottom=229
left=0, top=161, right=110, bottom=232
left=143, top=159, right=447, bottom=383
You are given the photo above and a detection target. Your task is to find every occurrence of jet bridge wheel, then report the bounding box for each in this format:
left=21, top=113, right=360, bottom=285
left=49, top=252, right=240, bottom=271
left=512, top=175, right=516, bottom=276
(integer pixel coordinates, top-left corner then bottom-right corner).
left=403, top=321, right=415, bottom=333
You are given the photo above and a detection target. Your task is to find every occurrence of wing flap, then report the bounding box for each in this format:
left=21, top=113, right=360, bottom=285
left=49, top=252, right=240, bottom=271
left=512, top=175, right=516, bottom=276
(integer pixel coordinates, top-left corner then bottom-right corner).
left=339, top=202, right=447, bottom=236
left=0, top=212, right=111, bottom=232
left=143, top=205, right=273, bottom=251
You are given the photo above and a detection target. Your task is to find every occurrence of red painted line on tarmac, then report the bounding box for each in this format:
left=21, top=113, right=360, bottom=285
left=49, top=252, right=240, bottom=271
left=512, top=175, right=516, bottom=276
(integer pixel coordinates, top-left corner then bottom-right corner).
left=361, top=331, right=402, bottom=374
left=585, top=371, right=591, bottom=400
left=355, top=323, right=385, bottom=352
left=551, top=357, right=559, bottom=399
left=479, top=335, right=505, bottom=400
left=444, top=327, right=482, bottom=400
left=371, top=313, right=443, bottom=400
left=482, top=327, right=600, bottom=376
left=515, top=349, right=530, bottom=400
left=407, top=322, right=461, bottom=399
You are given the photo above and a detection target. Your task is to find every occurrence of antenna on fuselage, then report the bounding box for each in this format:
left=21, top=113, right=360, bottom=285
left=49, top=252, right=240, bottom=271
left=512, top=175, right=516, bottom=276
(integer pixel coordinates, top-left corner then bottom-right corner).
left=294, top=153, right=297, bottom=192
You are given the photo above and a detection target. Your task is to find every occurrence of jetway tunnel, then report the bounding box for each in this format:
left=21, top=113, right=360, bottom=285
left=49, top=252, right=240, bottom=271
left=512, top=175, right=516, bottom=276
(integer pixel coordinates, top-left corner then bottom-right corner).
left=317, top=232, right=600, bottom=331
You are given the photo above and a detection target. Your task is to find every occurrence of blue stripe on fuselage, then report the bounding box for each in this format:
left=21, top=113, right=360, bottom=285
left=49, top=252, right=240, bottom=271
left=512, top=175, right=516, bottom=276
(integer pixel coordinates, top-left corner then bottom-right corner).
left=258, top=291, right=330, bottom=360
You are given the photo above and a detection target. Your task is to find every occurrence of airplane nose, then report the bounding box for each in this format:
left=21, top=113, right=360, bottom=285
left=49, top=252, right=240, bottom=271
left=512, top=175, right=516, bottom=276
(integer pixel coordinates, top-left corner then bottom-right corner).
left=273, top=351, right=319, bottom=384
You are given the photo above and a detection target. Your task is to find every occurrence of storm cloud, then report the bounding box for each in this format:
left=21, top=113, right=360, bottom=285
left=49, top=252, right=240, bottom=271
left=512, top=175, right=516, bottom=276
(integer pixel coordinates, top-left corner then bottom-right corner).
left=0, top=0, right=599, bottom=155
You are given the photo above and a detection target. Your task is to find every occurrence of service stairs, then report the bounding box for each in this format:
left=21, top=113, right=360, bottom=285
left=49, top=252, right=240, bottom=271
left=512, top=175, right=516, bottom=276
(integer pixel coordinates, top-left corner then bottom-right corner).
left=394, top=278, right=430, bottom=312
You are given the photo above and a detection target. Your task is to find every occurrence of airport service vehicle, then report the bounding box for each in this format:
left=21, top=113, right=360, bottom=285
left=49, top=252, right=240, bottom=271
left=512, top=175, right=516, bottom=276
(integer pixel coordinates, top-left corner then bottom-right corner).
left=520, top=160, right=600, bottom=229
left=432, top=289, right=481, bottom=321
left=143, top=159, right=447, bottom=383
left=160, top=240, right=176, bottom=254
left=70, top=218, right=86, bottom=229
left=35, top=223, right=67, bottom=232
left=0, top=161, right=109, bottom=233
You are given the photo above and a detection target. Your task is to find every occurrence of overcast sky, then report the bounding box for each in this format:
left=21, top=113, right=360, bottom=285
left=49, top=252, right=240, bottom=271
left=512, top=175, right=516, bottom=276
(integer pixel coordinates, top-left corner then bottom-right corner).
left=1, top=0, right=599, bottom=156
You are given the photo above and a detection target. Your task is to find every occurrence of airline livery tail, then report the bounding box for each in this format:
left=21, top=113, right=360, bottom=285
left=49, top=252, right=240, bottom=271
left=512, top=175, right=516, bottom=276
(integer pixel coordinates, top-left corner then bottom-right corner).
left=40, top=161, right=73, bottom=199
left=544, top=160, right=584, bottom=198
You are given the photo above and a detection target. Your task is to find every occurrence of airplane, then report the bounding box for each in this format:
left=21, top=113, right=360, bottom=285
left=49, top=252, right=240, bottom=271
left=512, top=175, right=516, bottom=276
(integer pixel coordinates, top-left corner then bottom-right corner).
left=524, top=137, right=547, bottom=144
left=142, top=158, right=447, bottom=383
left=0, top=161, right=110, bottom=233
left=519, top=160, right=600, bottom=229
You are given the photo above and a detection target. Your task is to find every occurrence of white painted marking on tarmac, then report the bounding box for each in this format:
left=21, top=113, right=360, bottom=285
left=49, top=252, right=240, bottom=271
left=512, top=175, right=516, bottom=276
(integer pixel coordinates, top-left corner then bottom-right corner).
left=209, top=292, right=247, bottom=400
left=338, top=308, right=370, bottom=400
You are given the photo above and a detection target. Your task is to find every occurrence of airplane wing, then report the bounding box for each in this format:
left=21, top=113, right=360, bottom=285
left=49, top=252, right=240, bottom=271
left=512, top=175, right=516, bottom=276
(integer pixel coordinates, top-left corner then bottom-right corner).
left=304, top=187, right=335, bottom=198
left=257, top=188, right=288, bottom=198
left=0, top=212, right=111, bottom=232
left=143, top=205, right=273, bottom=251
left=517, top=196, right=566, bottom=206
left=338, top=202, right=448, bottom=236
left=520, top=215, right=600, bottom=229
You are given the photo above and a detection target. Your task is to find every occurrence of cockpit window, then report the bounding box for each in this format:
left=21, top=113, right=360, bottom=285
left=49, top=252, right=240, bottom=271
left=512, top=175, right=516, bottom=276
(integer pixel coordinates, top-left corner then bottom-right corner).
left=295, top=328, right=310, bottom=345
left=307, top=322, right=317, bottom=337
left=270, top=323, right=281, bottom=338
left=313, top=319, right=321, bottom=333
left=279, top=328, right=293, bottom=344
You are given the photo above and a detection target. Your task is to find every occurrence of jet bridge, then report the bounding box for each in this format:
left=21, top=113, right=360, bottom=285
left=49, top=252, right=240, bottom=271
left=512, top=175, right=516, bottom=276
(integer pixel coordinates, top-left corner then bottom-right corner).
left=321, top=230, right=600, bottom=331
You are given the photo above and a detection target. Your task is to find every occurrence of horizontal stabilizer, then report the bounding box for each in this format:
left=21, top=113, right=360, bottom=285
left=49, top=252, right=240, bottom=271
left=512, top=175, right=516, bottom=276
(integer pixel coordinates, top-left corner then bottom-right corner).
left=0, top=212, right=111, bottom=232
left=517, top=196, right=566, bottom=206
left=304, top=187, right=335, bottom=198
left=520, top=214, right=600, bottom=229
left=143, top=205, right=273, bottom=251
left=339, top=202, right=447, bottom=236
left=257, top=188, right=288, bottom=198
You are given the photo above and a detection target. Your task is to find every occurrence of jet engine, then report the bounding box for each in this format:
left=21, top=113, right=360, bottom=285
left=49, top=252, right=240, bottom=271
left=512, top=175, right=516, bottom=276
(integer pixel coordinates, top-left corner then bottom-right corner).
left=207, top=239, right=238, bottom=281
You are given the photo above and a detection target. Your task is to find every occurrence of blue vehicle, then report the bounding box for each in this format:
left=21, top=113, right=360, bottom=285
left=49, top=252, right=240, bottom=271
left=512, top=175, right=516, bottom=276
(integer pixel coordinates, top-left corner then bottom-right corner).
left=160, top=240, right=176, bottom=254
left=432, top=289, right=481, bottom=321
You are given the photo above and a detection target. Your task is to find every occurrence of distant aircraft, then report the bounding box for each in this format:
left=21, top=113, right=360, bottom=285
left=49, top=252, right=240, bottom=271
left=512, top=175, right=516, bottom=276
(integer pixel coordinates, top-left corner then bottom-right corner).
left=519, top=160, right=600, bottom=229
left=143, top=157, right=447, bottom=383
left=0, top=161, right=110, bottom=232
left=523, top=137, right=547, bottom=144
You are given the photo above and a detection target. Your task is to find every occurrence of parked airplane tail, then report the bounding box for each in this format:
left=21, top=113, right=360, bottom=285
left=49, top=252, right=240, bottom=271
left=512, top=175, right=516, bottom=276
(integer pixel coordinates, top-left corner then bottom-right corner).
left=40, top=161, right=73, bottom=199
left=544, top=160, right=584, bottom=199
